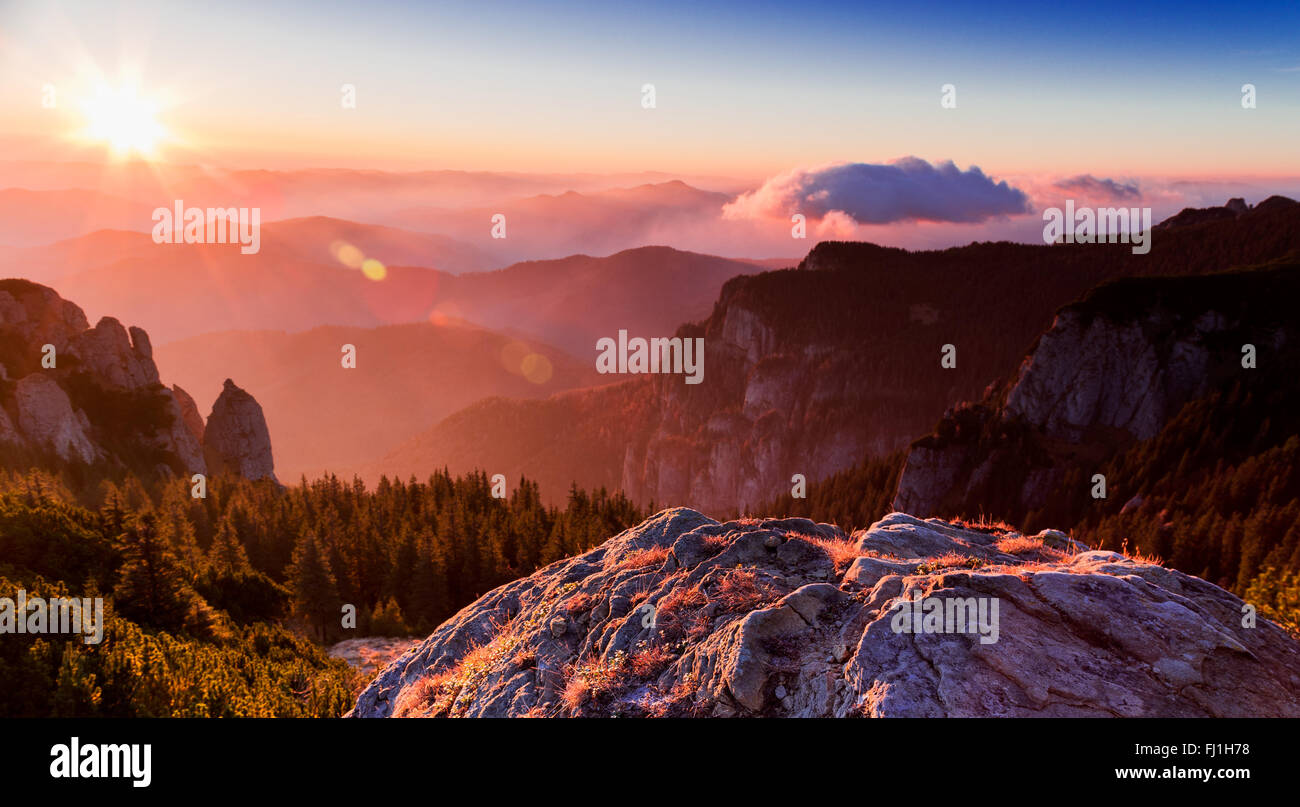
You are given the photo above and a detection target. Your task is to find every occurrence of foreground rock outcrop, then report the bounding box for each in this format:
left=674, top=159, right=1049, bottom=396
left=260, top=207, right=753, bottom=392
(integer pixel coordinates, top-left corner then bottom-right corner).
left=350, top=509, right=1300, bottom=718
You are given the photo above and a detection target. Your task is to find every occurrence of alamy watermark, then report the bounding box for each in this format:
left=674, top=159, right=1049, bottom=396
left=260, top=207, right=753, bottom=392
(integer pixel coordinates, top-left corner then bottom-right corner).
left=0, top=590, right=104, bottom=644
left=50, top=737, right=151, bottom=788
left=1042, top=200, right=1151, bottom=255
left=152, top=201, right=261, bottom=254
left=890, top=589, right=1000, bottom=644
left=596, top=329, right=704, bottom=384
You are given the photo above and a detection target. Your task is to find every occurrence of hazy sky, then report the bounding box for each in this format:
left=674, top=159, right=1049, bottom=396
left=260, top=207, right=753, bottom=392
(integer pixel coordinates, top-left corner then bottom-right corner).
left=2, top=0, right=1299, bottom=178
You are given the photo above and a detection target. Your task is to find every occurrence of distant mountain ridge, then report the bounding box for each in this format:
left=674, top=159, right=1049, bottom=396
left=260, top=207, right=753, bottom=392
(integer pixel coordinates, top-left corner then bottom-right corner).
left=17, top=240, right=753, bottom=350
left=375, top=197, right=1300, bottom=510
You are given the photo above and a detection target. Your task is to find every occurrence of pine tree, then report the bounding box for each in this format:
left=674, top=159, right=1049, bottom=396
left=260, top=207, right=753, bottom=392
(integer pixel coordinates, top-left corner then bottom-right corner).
left=207, top=516, right=252, bottom=578
left=115, top=513, right=206, bottom=634
left=288, top=532, right=340, bottom=642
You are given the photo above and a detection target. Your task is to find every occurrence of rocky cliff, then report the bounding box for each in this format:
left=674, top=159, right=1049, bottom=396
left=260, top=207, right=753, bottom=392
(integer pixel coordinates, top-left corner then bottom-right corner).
left=894, top=262, right=1300, bottom=521
left=383, top=197, right=1300, bottom=512
left=0, top=279, right=274, bottom=482
left=350, top=508, right=1300, bottom=717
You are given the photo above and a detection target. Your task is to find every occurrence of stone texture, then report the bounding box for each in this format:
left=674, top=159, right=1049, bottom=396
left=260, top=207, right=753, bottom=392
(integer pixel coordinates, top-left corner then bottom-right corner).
left=0, top=281, right=234, bottom=474
left=1003, top=309, right=1213, bottom=442
left=203, top=378, right=276, bottom=481
left=171, top=385, right=205, bottom=445
left=893, top=272, right=1290, bottom=518
left=349, top=509, right=1300, bottom=718
left=13, top=374, right=100, bottom=463
left=0, top=405, right=25, bottom=448
left=162, top=388, right=206, bottom=475
left=0, top=284, right=90, bottom=354
left=67, top=316, right=160, bottom=390
left=620, top=299, right=904, bottom=515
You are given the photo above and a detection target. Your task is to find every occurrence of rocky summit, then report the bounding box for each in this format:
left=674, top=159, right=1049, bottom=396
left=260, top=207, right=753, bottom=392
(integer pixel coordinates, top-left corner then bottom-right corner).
left=350, top=508, right=1300, bottom=718
left=0, top=279, right=275, bottom=482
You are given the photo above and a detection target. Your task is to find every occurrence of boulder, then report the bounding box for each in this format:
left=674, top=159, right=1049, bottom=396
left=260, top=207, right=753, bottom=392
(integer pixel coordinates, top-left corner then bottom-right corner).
left=349, top=509, right=1300, bottom=718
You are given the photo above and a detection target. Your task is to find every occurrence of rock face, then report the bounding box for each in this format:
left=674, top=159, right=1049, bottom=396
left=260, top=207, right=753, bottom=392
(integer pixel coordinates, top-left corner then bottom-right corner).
left=894, top=265, right=1299, bottom=519
left=1003, top=308, right=1216, bottom=442
left=13, top=374, right=100, bottom=463
left=163, top=386, right=207, bottom=476
left=203, top=379, right=276, bottom=481
left=0, top=279, right=226, bottom=476
left=0, top=281, right=89, bottom=353
left=172, top=385, right=205, bottom=445
left=403, top=197, right=1300, bottom=511
left=349, top=509, right=1300, bottom=718
left=66, top=316, right=160, bottom=390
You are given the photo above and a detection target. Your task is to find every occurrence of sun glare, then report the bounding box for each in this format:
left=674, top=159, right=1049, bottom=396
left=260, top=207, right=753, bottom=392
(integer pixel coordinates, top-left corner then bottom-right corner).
left=79, top=84, right=167, bottom=158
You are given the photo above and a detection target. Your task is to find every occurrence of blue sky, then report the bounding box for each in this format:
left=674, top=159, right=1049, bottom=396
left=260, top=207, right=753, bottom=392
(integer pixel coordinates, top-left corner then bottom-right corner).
left=2, top=0, right=1298, bottom=175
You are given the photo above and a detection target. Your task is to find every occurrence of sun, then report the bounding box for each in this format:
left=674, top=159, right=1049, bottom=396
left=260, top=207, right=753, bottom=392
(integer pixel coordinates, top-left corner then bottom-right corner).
left=79, top=84, right=168, bottom=158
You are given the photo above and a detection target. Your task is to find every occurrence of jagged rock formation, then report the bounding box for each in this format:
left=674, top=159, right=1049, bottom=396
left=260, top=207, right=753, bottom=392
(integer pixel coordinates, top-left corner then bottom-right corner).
left=350, top=509, right=1300, bottom=718
left=0, top=279, right=240, bottom=477
left=894, top=263, right=1299, bottom=519
left=1151, top=195, right=1297, bottom=231
left=66, top=316, right=160, bottom=389
left=203, top=379, right=276, bottom=482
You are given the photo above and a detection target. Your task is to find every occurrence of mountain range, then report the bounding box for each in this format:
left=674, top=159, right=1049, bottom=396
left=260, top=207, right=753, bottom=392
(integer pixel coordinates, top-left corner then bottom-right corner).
left=373, top=196, right=1300, bottom=510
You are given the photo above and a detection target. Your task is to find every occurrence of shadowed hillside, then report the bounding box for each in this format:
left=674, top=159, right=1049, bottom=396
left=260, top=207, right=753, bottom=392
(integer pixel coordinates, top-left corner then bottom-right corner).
left=375, top=198, right=1300, bottom=511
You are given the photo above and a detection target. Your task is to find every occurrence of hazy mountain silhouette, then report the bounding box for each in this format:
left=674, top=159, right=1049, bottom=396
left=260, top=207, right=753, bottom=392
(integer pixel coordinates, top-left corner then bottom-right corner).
left=29, top=240, right=754, bottom=353
left=154, top=320, right=607, bottom=480
left=0, top=188, right=154, bottom=246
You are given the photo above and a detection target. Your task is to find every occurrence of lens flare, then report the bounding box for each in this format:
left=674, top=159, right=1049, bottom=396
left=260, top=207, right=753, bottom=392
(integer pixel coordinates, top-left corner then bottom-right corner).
left=520, top=353, right=553, bottom=384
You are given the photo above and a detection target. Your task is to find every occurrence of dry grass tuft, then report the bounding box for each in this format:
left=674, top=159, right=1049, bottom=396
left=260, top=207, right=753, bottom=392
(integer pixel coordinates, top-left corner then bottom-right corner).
left=996, top=535, right=1045, bottom=555
left=702, top=533, right=731, bottom=552
left=1119, top=537, right=1163, bottom=565
left=656, top=584, right=709, bottom=641
left=953, top=514, right=1018, bottom=533
left=617, top=545, right=670, bottom=571
left=915, top=552, right=987, bottom=575
left=565, top=590, right=597, bottom=614
left=804, top=533, right=859, bottom=570
left=391, top=614, right=533, bottom=717
left=629, top=644, right=675, bottom=678
left=715, top=568, right=781, bottom=613
left=561, top=652, right=628, bottom=712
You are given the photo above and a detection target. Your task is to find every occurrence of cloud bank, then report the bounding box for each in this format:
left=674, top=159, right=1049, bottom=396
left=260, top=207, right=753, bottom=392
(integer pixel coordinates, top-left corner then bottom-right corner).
left=1052, top=174, right=1142, bottom=201
left=723, top=157, right=1030, bottom=224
